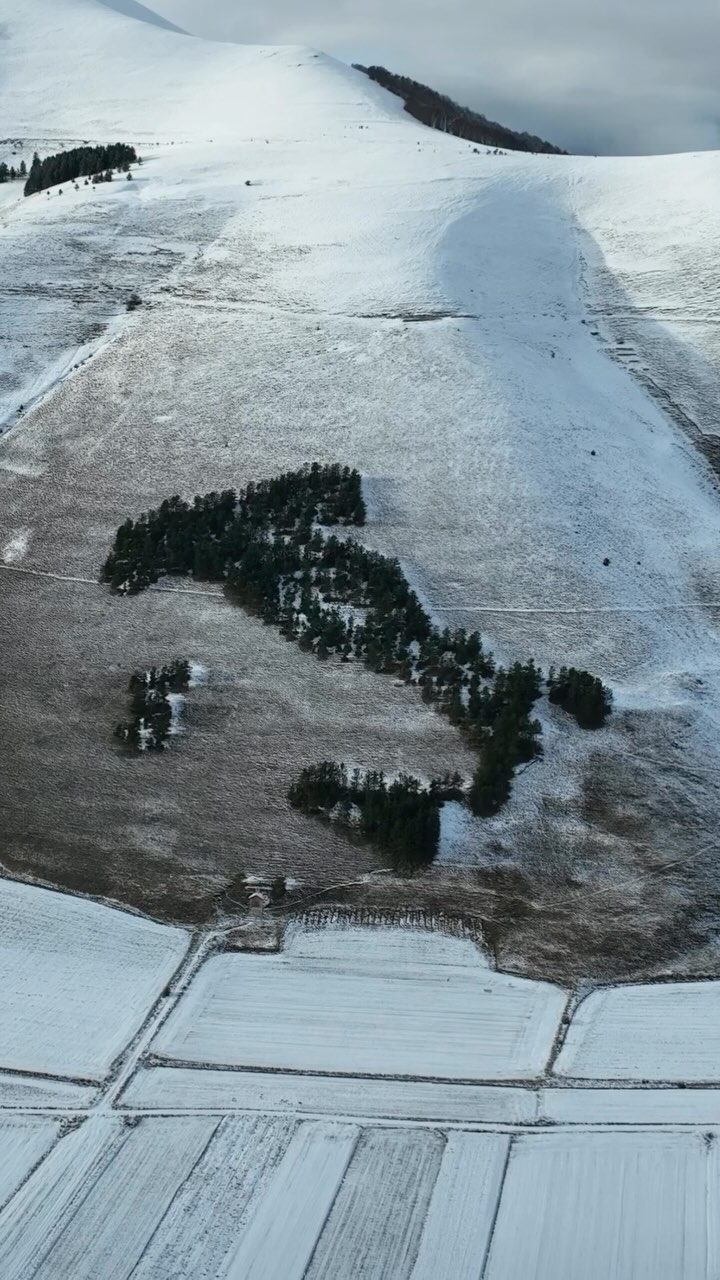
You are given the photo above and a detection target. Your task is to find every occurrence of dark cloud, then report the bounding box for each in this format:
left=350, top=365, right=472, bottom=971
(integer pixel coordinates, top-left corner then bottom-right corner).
left=150, top=0, right=720, bottom=154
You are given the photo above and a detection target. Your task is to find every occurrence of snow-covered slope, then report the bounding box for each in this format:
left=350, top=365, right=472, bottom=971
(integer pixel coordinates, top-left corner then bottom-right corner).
left=1, top=0, right=720, bottom=975
left=0, top=0, right=403, bottom=139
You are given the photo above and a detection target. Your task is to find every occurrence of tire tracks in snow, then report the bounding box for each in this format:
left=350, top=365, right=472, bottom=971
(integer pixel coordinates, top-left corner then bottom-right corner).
left=0, top=562, right=224, bottom=600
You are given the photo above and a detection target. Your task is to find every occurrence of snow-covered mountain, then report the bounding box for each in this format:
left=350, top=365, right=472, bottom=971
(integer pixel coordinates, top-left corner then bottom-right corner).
left=0, top=0, right=402, bottom=138
left=1, top=0, right=720, bottom=975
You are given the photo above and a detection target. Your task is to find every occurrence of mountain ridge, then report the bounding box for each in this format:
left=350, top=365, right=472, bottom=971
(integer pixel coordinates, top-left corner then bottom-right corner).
left=355, top=63, right=566, bottom=155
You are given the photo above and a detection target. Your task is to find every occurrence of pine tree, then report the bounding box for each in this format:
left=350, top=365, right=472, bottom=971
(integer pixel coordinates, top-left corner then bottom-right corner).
left=270, top=875, right=287, bottom=904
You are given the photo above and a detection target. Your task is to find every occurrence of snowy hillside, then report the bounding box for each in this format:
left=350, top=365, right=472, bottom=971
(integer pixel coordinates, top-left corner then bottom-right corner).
left=1, top=0, right=720, bottom=977
left=0, top=0, right=404, bottom=139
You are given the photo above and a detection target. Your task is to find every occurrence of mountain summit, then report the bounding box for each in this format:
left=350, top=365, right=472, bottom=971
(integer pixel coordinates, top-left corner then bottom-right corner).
left=0, top=0, right=400, bottom=138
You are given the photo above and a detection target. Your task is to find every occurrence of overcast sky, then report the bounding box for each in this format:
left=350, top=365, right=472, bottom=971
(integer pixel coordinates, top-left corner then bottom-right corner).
left=149, top=0, right=720, bottom=155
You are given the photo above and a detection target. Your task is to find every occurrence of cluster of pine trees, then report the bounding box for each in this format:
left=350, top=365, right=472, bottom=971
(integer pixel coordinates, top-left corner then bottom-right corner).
left=103, top=461, right=611, bottom=851
left=102, top=464, right=365, bottom=594
left=24, top=144, right=137, bottom=196
left=548, top=666, right=613, bottom=729
left=288, top=763, right=462, bottom=868
left=114, top=660, right=190, bottom=752
left=353, top=65, right=566, bottom=155
left=0, top=160, right=27, bottom=183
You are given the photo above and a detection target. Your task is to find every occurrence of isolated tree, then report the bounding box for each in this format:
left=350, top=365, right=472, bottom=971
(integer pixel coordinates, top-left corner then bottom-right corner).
left=547, top=667, right=612, bottom=729
left=270, top=875, right=287, bottom=904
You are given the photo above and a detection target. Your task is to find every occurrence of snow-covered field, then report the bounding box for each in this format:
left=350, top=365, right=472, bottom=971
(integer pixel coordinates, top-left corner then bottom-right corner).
left=3, top=1110, right=720, bottom=1279
left=151, top=927, right=567, bottom=1079
left=121, top=1065, right=538, bottom=1122
left=0, top=878, right=189, bottom=1079
left=554, top=981, right=720, bottom=1082
left=485, top=1130, right=717, bottom=1279
left=2, top=902, right=720, bottom=1274
left=411, top=1133, right=510, bottom=1280
left=0, top=1119, right=60, bottom=1214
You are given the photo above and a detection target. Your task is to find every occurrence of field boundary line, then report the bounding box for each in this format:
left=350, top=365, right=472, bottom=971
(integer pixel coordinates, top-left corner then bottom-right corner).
left=97, top=931, right=216, bottom=1113
left=479, top=1133, right=514, bottom=1279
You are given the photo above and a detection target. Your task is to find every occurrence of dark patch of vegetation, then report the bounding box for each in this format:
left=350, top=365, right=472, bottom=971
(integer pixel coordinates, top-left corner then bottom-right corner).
left=548, top=666, right=613, bottom=729
left=270, top=875, right=288, bottom=904
left=114, top=659, right=191, bottom=752
left=102, top=463, right=365, bottom=595
left=289, top=762, right=451, bottom=869
left=103, top=463, right=609, bottom=858
left=0, top=159, right=26, bottom=183
left=24, top=144, right=137, bottom=196
left=353, top=65, right=566, bottom=155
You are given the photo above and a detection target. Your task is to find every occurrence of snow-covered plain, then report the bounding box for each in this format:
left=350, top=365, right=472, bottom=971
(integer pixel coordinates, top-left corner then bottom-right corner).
left=151, top=927, right=567, bottom=1079
left=224, top=1122, right=360, bottom=1280
left=132, top=1116, right=297, bottom=1279
left=0, top=1075, right=97, bottom=1109
left=284, top=920, right=490, bottom=968
left=305, top=1127, right=443, bottom=1279
left=0, top=878, right=189, bottom=1079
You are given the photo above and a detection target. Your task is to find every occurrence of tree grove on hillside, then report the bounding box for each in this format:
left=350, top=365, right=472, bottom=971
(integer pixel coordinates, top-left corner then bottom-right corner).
left=353, top=65, right=566, bottom=155
left=103, top=462, right=611, bottom=857
left=288, top=763, right=447, bottom=869
left=24, top=144, right=137, bottom=195
left=0, top=159, right=26, bottom=183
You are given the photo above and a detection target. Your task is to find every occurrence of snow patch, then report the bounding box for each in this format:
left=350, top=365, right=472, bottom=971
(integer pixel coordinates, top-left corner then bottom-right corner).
left=1, top=529, right=30, bottom=564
